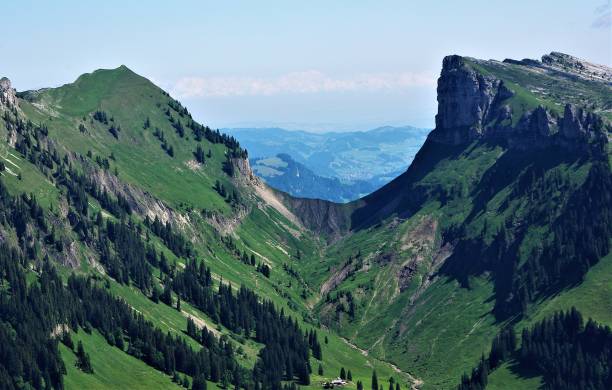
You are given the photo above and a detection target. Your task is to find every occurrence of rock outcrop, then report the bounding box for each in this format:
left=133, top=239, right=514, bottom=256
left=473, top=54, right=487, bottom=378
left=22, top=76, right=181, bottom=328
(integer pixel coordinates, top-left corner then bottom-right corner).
left=430, top=55, right=610, bottom=152
left=433, top=55, right=514, bottom=144
left=280, top=194, right=351, bottom=240
left=0, top=77, right=17, bottom=108
left=542, top=52, right=612, bottom=82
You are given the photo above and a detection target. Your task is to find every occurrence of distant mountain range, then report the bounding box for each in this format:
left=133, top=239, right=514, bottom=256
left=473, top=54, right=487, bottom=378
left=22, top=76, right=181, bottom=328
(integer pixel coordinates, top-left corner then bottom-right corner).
left=251, top=153, right=377, bottom=202
left=224, top=125, right=430, bottom=201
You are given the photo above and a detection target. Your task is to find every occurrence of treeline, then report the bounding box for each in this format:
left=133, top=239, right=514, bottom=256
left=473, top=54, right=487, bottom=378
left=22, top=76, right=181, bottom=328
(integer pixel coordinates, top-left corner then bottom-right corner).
left=508, top=162, right=612, bottom=313
left=2, top=109, right=59, bottom=177
left=458, top=308, right=612, bottom=390
left=144, top=215, right=194, bottom=259
left=1, top=175, right=316, bottom=389
left=0, top=173, right=242, bottom=389
left=170, top=259, right=319, bottom=387
left=2, top=162, right=319, bottom=389
left=0, top=247, right=248, bottom=389
left=164, top=98, right=246, bottom=158
left=521, top=308, right=611, bottom=389
left=443, top=157, right=612, bottom=320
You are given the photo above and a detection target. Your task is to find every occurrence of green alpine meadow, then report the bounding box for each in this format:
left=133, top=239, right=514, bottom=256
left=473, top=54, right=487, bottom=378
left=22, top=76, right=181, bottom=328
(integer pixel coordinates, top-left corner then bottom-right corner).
left=1, top=2, right=611, bottom=390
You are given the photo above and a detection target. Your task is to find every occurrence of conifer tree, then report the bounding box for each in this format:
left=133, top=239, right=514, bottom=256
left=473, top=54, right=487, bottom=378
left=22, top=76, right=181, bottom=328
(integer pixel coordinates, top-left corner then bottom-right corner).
left=76, top=341, right=94, bottom=373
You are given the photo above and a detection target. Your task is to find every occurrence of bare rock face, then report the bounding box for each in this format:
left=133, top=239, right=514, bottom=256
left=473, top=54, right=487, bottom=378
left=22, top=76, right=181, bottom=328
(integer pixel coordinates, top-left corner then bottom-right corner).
left=432, top=55, right=514, bottom=144
left=0, top=77, right=17, bottom=108
left=430, top=55, right=610, bottom=152
left=560, top=104, right=604, bottom=139
left=542, top=52, right=612, bottom=82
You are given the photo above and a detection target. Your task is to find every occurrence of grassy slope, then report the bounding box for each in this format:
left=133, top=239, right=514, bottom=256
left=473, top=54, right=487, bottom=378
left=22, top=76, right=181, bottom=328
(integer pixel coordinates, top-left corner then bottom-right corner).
left=486, top=361, right=542, bottom=390
left=312, top=133, right=609, bottom=389
left=486, top=251, right=612, bottom=389
left=61, top=330, right=182, bottom=390
left=307, top=143, right=506, bottom=388
left=4, top=66, right=412, bottom=389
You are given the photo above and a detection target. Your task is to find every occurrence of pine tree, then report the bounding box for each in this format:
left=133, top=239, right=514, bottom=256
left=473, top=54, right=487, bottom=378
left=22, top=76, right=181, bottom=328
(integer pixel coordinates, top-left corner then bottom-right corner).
left=371, top=370, right=378, bottom=390
left=76, top=341, right=94, bottom=373
left=192, top=375, right=207, bottom=390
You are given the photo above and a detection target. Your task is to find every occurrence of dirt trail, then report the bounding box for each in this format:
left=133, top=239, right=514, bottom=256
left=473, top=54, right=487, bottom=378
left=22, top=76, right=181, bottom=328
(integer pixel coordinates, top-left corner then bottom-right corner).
left=339, top=337, right=424, bottom=389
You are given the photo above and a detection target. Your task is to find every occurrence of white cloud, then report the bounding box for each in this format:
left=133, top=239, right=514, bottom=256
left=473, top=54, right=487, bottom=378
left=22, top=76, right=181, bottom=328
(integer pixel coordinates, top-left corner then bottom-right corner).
left=171, top=70, right=436, bottom=98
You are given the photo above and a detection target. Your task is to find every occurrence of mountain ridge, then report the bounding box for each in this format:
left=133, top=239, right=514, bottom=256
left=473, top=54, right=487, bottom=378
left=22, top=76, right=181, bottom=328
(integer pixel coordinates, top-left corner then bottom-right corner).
left=0, top=51, right=610, bottom=390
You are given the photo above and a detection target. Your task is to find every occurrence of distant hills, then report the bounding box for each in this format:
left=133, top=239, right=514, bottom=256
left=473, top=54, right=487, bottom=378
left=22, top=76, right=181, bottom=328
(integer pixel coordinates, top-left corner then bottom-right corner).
left=251, top=153, right=377, bottom=202
left=224, top=125, right=430, bottom=201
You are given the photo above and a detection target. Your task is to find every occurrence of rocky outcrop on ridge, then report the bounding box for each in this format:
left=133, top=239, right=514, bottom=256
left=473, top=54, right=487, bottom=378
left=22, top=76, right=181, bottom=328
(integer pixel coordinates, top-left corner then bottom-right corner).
left=430, top=54, right=611, bottom=151
left=0, top=77, right=17, bottom=108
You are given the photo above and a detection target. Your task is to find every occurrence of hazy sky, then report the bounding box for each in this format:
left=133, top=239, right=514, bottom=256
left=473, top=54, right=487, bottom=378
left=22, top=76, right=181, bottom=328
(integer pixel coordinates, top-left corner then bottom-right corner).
left=2, top=1, right=610, bottom=131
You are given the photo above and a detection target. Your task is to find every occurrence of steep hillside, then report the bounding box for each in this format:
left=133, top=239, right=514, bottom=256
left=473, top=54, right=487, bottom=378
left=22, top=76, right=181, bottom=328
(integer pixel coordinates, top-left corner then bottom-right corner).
left=0, top=67, right=412, bottom=390
left=294, top=53, right=612, bottom=388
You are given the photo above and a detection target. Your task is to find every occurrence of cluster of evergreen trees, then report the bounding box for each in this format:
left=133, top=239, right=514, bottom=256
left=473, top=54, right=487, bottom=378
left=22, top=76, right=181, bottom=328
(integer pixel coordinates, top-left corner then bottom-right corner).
left=169, top=259, right=320, bottom=387
left=214, top=180, right=241, bottom=205
left=457, top=327, right=516, bottom=390
left=153, top=127, right=174, bottom=157
left=57, top=164, right=132, bottom=219
left=2, top=109, right=60, bottom=177
left=0, top=97, right=323, bottom=389
left=92, top=110, right=109, bottom=124
left=458, top=308, right=611, bottom=390
left=164, top=98, right=246, bottom=159
left=520, top=308, right=611, bottom=389
left=101, top=219, right=154, bottom=290
left=92, top=110, right=121, bottom=139
left=193, top=145, right=209, bottom=164
left=0, top=176, right=207, bottom=389
left=144, top=215, right=194, bottom=259
left=442, top=152, right=612, bottom=321
left=508, top=161, right=612, bottom=313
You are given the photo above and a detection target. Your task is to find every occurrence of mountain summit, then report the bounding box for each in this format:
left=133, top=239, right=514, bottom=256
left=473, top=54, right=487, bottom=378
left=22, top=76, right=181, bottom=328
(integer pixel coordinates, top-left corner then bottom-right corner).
left=432, top=53, right=610, bottom=150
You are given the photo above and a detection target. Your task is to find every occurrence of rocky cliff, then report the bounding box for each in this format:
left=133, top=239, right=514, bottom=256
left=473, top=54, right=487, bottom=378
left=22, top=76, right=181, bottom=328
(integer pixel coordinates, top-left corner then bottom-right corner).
left=430, top=54, right=611, bottom=151
left=0, top=77, right=17, bottom=108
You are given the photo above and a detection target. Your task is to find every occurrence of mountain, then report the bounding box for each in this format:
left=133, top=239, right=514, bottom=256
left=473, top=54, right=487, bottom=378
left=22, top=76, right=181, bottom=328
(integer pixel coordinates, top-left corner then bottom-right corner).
left=251, top=153, right=377, bottom=202
left=224, top=125, right=429, bottom=193
left=0, top=51, right=610, bottom=390
left=280, top=52, right=612, bottom=388
left=0, top=65, right=410, bottom=390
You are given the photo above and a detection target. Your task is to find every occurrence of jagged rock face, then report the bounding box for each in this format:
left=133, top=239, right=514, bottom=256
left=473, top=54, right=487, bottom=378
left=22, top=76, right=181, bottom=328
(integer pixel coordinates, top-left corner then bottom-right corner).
left=433, top=55, right=514, bottom=144
left=560, top=104, right=604, bottom=139
left=542, top=52, right=612, bottom=82
left=431, top=55, right=609, bottom=151
left=0, top=77, right=17, bottom=108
